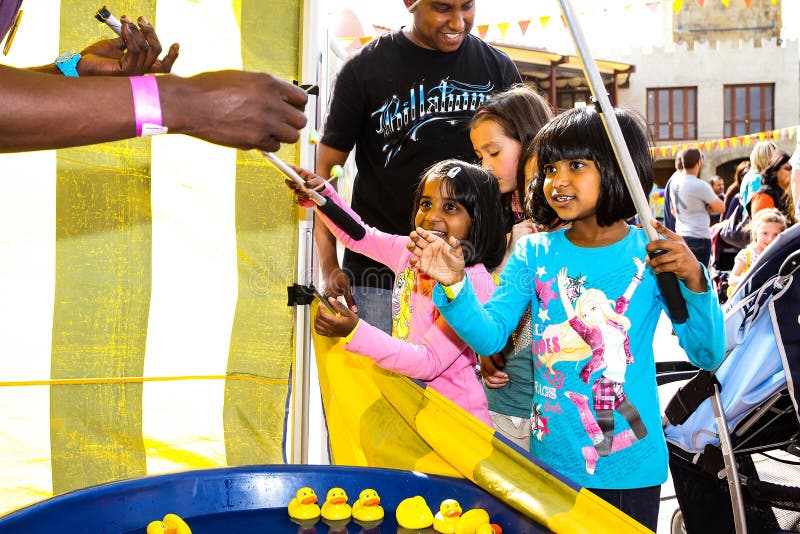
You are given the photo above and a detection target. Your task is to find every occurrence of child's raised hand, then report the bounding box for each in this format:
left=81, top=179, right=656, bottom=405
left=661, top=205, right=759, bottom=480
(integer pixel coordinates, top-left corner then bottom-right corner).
left=633, top=257, right=646, bottom=277
left=645, top=220, right=707, bottom=293
left=313, top=297, right=359, bottom=338
left=556, top=267, right=568, bottom=292
left=283, top=165, right=326, bottom=207
left=407, top=227, right=466, bottom=286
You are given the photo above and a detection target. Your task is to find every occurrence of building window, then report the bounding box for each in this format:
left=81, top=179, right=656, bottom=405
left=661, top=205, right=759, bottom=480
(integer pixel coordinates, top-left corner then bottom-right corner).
left=647, top=87, right=697, bottom=141
left=724, top=83, right=774, bottom=137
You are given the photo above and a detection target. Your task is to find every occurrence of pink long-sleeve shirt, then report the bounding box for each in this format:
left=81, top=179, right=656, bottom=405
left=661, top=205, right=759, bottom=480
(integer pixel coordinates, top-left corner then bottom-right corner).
left=314, top=184, right=495, bottom=426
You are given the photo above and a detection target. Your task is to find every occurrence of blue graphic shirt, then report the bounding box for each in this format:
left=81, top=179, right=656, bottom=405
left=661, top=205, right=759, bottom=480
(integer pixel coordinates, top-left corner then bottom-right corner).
left=433, top=227, right=725, bottom=489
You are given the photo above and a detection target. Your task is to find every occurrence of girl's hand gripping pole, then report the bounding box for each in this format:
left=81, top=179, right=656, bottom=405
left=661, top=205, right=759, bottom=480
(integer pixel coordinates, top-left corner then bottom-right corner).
left=262, top=151, right=366, bottom=241
left=558, top=0, right=687, bottom=323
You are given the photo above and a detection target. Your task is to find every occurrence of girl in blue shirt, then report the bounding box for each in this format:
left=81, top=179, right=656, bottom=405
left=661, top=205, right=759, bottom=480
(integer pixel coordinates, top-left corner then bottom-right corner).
left=408, top=106, right=725, bottom=530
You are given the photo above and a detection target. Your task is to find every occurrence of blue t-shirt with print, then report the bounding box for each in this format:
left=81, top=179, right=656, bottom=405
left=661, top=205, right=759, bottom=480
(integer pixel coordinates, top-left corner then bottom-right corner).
left=433, top=226, right=724, bottom=489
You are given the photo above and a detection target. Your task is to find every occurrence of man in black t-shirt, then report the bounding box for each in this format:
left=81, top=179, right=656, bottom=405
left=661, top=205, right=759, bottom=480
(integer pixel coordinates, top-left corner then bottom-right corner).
left=315, top=0, right=521, bottom=333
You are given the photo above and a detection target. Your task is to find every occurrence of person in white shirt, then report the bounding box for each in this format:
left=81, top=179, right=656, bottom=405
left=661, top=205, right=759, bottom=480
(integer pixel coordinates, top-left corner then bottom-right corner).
left=670, top=148, right=724, bottom=266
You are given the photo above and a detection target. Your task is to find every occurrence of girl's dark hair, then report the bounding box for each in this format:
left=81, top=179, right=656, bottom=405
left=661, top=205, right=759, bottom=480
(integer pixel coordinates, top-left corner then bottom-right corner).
left=526, top=106, right=654, bottom=227
left=761, top=150, right=790, bottom=188
left=760, top=150, right=796, bottom=223
left=411, top=159, right=506, bottom=271
left=470, top=84, right=553, bottom=230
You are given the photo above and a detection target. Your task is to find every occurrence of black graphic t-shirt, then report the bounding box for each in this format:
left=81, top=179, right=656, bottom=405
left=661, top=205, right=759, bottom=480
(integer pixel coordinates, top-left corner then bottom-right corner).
left=321, top=30, right=521, bottom=288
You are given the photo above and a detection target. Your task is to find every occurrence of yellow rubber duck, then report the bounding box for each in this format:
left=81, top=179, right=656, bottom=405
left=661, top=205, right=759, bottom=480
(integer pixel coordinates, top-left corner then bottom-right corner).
left=351, top=488, right=384, bottom=522
left=146, top=513, right=192, bottom=534
left=288, top=486, right=321, bottom=521
left=395, top=495, right=434, bottom=530
left=453, top=508, right=501, bottom=534
left=321, top=487, right=351, bottom=521
left=433, top=498, right=463, bottom=533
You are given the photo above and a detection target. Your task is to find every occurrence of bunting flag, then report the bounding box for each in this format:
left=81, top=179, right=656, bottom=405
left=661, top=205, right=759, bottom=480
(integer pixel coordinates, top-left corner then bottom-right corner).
left=649, top=125, right=799, bottom=158
left=310, top=315, right=650, bottom=533
left=0, top=0, right=302, bottom=517
left=497, top=21, right=510, bottom=40
left=336, top=0, right=768, bottom=51
left=720, top=0, right=730, bottom=7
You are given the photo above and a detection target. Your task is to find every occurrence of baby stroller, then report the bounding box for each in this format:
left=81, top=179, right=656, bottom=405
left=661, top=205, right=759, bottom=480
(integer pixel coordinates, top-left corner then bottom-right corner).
left=662, top=223, right=800, bottom=534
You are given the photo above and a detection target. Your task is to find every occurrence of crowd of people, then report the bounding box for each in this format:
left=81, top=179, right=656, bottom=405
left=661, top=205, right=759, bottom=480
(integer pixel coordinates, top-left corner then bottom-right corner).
left=4, top=0, right=797, bottom=530
left=663, top=141, right=798, bottom=301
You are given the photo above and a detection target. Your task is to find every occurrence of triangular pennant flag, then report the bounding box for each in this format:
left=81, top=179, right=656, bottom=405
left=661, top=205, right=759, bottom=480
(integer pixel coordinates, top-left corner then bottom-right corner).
left=791, top=126, right=797, bottom=139
left=673, top=0, right=684, bottom=13
left=497, top=22, right=510, bottom=40
left=759, top=132, right=766, bottom=142
left=720, top=0, right=729, bottom=6
left=646, top=2, right=660, bottom=12
left=539, top=16, right=551, bottom=29
left=778, top=129, right=785, bottom=140
left=705, top=141, right=712, bottom=151
left=359, top=36, right=372, bottom=45
left=731, top=137, right=737, bottom=148
left=518, top=19, right=531, bottom=36
left=560, top=14, right=567, bottom=27
left=477, top=24, right=489, bottom=39
left=697, top=0, right=704, bottom=6
left=744, top=136, right=751, bottom=147
left=624, top=4, right=633, bottom=11
left=339, top=37, right=355, bottom=47
left=744, top=0, right=752, bottom=6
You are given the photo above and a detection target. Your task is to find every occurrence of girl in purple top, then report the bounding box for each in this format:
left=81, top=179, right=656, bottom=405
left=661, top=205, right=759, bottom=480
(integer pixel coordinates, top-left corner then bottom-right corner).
left=287, top=160, right=506, bottom=425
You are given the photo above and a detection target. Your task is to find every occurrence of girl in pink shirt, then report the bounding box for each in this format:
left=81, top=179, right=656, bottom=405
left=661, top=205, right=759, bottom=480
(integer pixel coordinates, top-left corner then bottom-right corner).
left=287, top=160, right=506, bottom=425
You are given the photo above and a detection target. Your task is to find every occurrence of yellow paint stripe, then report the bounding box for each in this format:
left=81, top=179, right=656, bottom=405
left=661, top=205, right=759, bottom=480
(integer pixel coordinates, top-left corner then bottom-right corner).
left=223, top=0, right=302, bottom=466
left=50, top=0, right=156, bottom=496
left=0, top=374, right=288, bottom=388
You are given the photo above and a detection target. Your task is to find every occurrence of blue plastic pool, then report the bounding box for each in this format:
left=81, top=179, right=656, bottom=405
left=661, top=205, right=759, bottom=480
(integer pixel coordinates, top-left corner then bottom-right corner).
left=0, top=464, right=546, bottom=533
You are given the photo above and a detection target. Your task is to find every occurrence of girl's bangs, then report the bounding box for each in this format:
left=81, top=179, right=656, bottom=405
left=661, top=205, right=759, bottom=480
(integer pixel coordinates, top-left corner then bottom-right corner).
left=537, top=115, right=605, bottom=165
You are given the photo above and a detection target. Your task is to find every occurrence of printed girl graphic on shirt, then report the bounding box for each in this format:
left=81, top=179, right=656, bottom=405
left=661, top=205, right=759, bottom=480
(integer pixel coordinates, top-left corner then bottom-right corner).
left=542, top=258, right=648, bottom=475
left=392, top=269, right=415, bottom=341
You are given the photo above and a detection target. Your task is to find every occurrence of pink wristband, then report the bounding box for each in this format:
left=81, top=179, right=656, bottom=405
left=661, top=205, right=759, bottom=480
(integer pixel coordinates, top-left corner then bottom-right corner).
left=129, top=75, right=168, bottom=137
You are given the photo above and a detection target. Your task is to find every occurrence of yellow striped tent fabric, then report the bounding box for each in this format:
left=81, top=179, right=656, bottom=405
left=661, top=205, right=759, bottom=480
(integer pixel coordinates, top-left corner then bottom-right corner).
left=312, top=320, right=652, bottom=533
left=0, top=0, right=302, bottom=516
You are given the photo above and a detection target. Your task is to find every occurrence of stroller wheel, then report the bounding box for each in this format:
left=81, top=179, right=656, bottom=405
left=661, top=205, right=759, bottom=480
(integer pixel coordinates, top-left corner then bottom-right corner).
left=670, top=508, right=686, bottom=534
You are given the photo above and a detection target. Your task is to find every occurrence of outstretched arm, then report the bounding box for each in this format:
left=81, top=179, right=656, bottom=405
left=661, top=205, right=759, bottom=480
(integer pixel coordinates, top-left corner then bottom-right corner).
left=0, top=66, right=307, bottom=153
left=27, top=15, right=178, bottom=76
left=621, top=257, right=646, bottom=301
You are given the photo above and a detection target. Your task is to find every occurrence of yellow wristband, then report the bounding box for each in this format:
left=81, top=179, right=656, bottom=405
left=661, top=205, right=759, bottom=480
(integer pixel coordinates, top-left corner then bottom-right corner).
left=442, top=278, right=466, bottom=300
